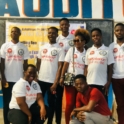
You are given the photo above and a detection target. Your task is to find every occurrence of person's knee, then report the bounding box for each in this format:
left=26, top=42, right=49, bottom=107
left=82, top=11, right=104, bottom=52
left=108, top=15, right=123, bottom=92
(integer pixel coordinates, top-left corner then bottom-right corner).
left=69, top=119, right=74, bottom=124
left=69, top=119, right=82, bottom=124
left=8, top=109, right=28, bottom=124
left=84, top=120, right=94, bottom=124
left=84, top=112, right=91, bottom=119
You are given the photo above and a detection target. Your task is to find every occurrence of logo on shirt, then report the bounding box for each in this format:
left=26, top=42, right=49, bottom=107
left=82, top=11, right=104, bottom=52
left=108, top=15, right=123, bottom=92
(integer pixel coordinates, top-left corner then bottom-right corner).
left=99, top=50, right=107, bottom=56
left=71, top=29, right=75, bottom=34
left=74, top=54, right=77, bottom=58
left=7, top=48, right=12, bottom=53
left=82, top=56, right=85, bottom=63
left=26, top=85, right=30, bottom=91
left=113, top=48, right=118, bottom=53
left=59, top=42, right=64, bottom=47
left=18, top=49, right=24, bottom=56
left=51, top=50, right=57, bottom=56
left=68, top=40, right=74, bottom=46
left=33, top=84, right=37, bottom=90
left=43, top=49, right=47, bottom=54
left=90, top=51, right=95, bottom=55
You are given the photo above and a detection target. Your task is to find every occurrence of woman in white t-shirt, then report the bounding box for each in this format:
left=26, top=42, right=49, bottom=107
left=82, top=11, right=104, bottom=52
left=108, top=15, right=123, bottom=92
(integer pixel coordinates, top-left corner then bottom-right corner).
left=59, top=28, right=90, bottom=124
left=8, top=64, right=46, bottom=124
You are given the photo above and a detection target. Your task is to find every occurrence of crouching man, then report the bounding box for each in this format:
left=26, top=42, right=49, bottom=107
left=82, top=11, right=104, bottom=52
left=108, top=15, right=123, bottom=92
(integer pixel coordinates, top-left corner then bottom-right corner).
left=69, top=74, right=113, bottom=124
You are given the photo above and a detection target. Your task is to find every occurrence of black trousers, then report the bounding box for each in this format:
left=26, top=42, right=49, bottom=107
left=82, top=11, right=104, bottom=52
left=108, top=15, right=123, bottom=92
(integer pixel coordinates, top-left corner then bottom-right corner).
left=89, top=84, right=108, bottom=102
left=2, top=82, right=15, bottom=124
left=38, top=81, right=63, bottom=124
left=8, top=102, right=45, bottom=124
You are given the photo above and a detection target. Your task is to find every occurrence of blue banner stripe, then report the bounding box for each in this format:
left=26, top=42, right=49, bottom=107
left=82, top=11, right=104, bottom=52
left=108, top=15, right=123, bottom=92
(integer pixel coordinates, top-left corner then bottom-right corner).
left=103, top=0, right=113, bottom=18
left=82, top=0, right=92, bottom=18
left=54, top=0, right=78, bottom=17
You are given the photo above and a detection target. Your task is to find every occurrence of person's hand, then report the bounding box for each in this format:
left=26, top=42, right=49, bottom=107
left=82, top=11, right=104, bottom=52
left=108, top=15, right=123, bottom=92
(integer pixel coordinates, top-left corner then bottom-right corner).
left=28, top=115, right=32, bottom=124
left=70, top=110, right=76, bottom=119
left=1, top=78, right=7, bottom=87
left=59, top=78, right=64, bottom=87
left=103, top=81, right=110, bottom=95
left=40, top=107, right=46, bottom=120
left=50, top=84, right=57, bottom=93
left=76, top=111, right=86, bottom=122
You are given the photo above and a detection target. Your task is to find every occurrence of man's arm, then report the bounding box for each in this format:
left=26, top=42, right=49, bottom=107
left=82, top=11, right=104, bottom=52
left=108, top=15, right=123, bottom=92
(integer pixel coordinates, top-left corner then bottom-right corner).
left=36, top=58, right=41, bottom=73
left=84, top=65, right=88, bottom=76
left=60, top=62, right=69, bottom=77
left=104, top=64, right=113, bottom=95
left=23, top=60, right=28, bottom=71
left=104, top=49, right=114, bottom=95
left=50, top=61, right=63, bottom=92
left=84, top=49, right=89, bottom=76
left=1, top=58, right=6, bottom=86
left=37, top=93, right=46, bottom=120
left=73, top=100, right=97, bottom=112
left=59, top=62, right=69, bottom=86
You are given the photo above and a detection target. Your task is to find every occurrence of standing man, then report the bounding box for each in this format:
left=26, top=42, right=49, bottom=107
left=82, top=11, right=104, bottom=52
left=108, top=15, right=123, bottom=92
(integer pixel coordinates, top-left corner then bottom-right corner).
left=109, top=23, right=124, bottom=124
left=1, top=27, right=29, bottom=124
left=57, top=18, right=74, bottom=53
left=37, top=27, right=65, bottom=124
left=84, top=28, right=114, bottom=101
left=57, top=17, right=74, bottom=124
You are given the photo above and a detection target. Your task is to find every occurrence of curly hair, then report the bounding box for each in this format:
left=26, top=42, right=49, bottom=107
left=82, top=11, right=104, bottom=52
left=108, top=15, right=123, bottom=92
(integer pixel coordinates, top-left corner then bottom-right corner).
left=74, top=28, right=90, bottom=44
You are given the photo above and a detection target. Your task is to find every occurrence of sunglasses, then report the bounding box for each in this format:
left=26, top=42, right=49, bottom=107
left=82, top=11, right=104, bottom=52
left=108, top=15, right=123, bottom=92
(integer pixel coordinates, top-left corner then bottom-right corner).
left=73, top=39, right=84, bottom=43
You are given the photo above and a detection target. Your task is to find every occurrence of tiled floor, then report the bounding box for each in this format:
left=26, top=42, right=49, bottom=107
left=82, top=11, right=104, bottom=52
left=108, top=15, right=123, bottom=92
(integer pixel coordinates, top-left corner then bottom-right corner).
left=0, top=109, right=3, bottom=124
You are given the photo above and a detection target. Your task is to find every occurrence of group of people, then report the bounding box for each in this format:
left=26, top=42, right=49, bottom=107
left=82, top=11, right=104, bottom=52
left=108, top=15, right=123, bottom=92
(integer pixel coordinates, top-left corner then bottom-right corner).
left=0, top=17, right=124, bottom=124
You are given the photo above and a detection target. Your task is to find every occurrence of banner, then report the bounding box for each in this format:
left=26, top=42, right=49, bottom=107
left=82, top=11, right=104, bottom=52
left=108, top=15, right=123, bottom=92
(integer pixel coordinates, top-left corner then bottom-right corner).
left=6, top=21, right=86, bottom=64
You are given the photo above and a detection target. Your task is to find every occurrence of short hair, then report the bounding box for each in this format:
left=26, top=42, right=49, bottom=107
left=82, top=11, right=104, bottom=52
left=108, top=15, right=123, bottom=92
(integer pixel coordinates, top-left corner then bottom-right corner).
left=59, top=18, right=69, bottom=23
left=91, top=28, right=102, bottom=35
left=74, top=28, right=90, bottom=44
left=24, top=64, right=36, bottom=71
left=115, top=23, right=124, bottom=29
left=12, top=27, right=21, bottom=33
left=74, top=74, right=86, bottom=82
left=48, top=27, right=58, bottom=33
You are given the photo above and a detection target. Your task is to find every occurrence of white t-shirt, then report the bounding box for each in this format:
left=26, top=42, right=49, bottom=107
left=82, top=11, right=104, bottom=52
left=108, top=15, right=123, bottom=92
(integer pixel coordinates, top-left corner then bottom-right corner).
left=109, top=42, right=124, bottom=79
left=85, top=44, right=114, bottom=86
left=9, top=78, right=41, bottom=109
left=65, top=47, right=86, bottom=75
left=38, top=43, right=65, bottom=83
left=56, top=34, right=74, bottom=53
left=1, top=41, right=29, bottom=82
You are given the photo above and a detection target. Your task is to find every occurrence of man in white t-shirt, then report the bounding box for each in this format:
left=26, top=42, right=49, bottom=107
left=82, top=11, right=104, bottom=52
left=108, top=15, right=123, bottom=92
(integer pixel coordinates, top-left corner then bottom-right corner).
left=84, top=28, right=114, bottom=101
left=109, top=23, right=124, bottom=124
left=56, top=18, right=74, bottom=124
left=57, top=18, right=74, bottom=53
left=37, top=27, right=65, bottom=124
left=1, top=27, right=29, bottom=124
